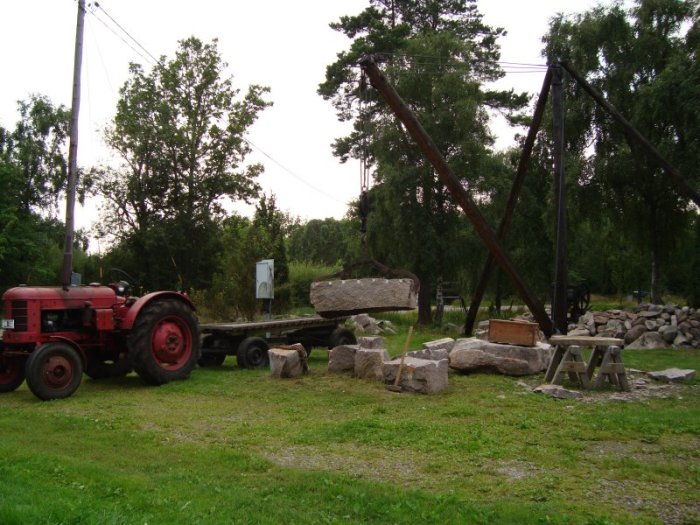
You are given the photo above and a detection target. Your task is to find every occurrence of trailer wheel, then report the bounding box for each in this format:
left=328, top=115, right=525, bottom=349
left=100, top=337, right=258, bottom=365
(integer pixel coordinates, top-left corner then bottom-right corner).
left=25, top=343, right=83, bottom=400
left=328, top=328, right=357, bottom=349
left=237, top=337, right=269, bottom=369
left=85, top=353, right=132, bottom=379
left=128, top=299, right=200, bottom=385
left=0, top=354, right=25, bottom=393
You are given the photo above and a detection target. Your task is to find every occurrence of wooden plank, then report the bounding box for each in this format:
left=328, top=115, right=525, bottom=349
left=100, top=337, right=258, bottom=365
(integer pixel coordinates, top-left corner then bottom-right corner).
left=550, top=335, right=624, bottom=347
left=488, top=319, right=538, bottom=347
left=544, top=346, right=565, bottom=383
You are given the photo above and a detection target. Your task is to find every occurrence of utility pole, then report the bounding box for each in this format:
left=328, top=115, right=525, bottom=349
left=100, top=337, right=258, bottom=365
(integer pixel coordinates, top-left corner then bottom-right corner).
left=61, top=0, right=86, bottom=289
left=551, top=64, right=568, bottom=334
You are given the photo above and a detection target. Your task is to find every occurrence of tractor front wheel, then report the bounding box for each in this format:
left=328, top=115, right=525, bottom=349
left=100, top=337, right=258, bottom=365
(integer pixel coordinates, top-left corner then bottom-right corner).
left=25, top=343, right=83, bottom=400
left=0, top=354, right=26, bottom=393
left=128, top=299, right=200, bottom=385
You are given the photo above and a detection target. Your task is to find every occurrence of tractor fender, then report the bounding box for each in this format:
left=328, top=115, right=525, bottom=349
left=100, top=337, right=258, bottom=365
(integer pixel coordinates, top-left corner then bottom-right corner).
left=120, top=291, right=197, bottom=331
left=48, top=336, right=88, bottom=368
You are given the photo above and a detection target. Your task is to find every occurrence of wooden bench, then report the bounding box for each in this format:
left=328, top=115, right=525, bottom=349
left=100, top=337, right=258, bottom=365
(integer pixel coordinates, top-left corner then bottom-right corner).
left=545, top=336, right=630, bottom=392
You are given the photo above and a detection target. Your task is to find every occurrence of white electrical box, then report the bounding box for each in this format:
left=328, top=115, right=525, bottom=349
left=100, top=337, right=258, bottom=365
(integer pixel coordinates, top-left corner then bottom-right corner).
left=255, top=259, right=274, bottom=299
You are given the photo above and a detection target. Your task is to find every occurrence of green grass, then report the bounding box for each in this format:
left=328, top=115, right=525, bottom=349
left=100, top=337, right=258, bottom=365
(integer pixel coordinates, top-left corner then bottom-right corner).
left=1, top=337, right=699, bottom=524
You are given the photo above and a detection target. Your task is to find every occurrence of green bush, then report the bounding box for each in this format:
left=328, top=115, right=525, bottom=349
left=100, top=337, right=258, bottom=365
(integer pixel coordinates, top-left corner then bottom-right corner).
left=288, top=261, right=340, bottom=310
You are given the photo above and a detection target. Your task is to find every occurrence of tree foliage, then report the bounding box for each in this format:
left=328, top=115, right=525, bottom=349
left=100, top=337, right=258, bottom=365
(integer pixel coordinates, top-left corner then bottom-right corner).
left=96, top=37, right=271, bottom=291
left=542, top=0, right=700, bottom=303
left=320, top=0, right=528, bottom=323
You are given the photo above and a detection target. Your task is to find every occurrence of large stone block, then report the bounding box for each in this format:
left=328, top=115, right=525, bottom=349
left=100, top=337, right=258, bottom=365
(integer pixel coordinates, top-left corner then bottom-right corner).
left=269, top=344, right=307, bottom=379
left=354, top=348, right=390, bottom=380
left=328, top=344, right=358, bottom=373
left=449, top=338, right=551, bottom=376
left=358, top=336, right=385, bottom=349
left=383, top=356, right=448, bottom=394
left=311, top=278, right=417, bottom=317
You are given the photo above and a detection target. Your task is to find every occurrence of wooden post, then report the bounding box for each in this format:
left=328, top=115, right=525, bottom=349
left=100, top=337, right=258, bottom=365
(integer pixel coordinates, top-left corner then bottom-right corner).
left=464, top=68, right=553, bottom=335
left=360, top=56, right=553, bottom=337
left=551, top=64, right=568, bottom=335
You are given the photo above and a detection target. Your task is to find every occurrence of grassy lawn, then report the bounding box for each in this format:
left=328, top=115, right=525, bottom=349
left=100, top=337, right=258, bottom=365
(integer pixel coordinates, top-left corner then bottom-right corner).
left=0, top=324, right=698, bottom=524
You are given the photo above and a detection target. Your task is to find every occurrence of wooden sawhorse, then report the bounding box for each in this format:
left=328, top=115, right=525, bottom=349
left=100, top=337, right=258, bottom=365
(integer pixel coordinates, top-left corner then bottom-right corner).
left=546, top=336, right=630, bottom=392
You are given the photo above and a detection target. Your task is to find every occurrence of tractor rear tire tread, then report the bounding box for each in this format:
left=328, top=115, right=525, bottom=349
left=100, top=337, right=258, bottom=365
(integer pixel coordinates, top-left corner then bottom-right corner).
left=128, top=299, right=200, bottom=385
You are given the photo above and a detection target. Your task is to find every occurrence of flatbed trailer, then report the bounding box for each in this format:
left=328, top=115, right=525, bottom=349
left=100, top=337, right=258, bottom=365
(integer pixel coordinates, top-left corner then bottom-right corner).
left=198, top=316, right=357, bottom=369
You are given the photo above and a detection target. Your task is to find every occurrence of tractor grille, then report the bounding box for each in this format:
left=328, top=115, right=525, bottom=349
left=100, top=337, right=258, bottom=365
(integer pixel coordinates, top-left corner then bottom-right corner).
left=10, top=300, right=28, bottom=331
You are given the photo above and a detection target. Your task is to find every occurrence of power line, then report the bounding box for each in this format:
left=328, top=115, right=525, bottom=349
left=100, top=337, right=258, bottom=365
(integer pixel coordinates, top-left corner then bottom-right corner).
left=86, top=6, right=155, bottom=65
left=93, top=2, right=159, bottom=64
left=243, top=138, right=350, bottom=205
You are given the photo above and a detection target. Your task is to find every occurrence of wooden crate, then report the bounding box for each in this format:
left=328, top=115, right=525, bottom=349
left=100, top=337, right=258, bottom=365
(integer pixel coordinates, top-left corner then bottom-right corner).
left=487, top=319, right=538, bottom=347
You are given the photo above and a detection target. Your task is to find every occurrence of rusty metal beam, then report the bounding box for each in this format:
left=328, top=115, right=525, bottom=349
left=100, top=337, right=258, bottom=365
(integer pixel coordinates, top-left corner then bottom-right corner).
left=560, top=61, right=700, bottom=209
left=463, top=67, right=553, bottom=335
left=359, top=56, right=553, bottom=337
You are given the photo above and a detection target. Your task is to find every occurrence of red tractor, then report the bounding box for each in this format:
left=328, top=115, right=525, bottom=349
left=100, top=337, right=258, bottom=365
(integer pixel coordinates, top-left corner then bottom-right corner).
left=0, top=283, right=200, bottom=400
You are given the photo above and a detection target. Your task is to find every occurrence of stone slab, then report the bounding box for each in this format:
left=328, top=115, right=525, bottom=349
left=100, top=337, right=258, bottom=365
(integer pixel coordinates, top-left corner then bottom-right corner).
left=311, top=278, right=417, bottom=317
left=355, top=348, right=390, bottom=380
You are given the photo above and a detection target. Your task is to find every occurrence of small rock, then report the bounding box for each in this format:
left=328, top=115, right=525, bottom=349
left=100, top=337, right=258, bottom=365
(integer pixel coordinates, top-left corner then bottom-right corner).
left=626, top=331, right=667, bottom=350
left=647, top=368, right=696, bottom=383
left=533, top=384, right=584, bottom=399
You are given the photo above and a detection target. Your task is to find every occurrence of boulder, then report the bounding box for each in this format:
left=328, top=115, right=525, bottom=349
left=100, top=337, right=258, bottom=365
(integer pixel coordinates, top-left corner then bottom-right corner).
left=624, top=324, right=647, bottom=345
left=448, top=338, right=552, bottom=376
left=383, top=356, right=448, bottom=394
left=567, top=327, right=592, bottom=337
left=354, top=347, right=390, bottom=380
left=626, top=331, right=667, bottom=350
left=328, top=344, right=358, bottom=373
left=269, top=344, right=308, bottom=379
left=358, top=336, right=385, bottom=349
left=658, top=325, right=678, bottom=344
left=311, top=278, right=417, bottom=317
left=647, top=368, right=696, bottom=383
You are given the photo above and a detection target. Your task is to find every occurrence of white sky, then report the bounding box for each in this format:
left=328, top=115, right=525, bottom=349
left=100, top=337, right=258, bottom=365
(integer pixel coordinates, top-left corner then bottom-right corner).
left=0, top=0, right=610, bottom=233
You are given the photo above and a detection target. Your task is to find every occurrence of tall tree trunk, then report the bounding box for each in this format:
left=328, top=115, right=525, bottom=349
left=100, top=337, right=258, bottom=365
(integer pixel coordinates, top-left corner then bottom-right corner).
left=418, top=277, right=432, bottom=325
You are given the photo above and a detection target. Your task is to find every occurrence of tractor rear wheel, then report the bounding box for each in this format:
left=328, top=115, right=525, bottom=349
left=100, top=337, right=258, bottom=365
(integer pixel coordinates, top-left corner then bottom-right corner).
left=0, top=354, right=25, bottom=393
left=25, top=343, right=83, bottom=400
left=128, top=299, right=200, bottom=385
left=236, top=337, right=269, bottom=369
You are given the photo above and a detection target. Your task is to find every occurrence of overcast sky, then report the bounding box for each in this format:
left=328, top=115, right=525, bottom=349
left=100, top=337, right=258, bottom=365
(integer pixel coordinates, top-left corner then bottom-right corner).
left=0, top=0, right=611, bottom=233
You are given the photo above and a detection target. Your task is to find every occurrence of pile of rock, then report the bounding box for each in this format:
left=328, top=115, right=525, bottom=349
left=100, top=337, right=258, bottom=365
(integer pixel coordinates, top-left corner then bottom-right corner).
left=326, top=334, right=554, bottom=392
left=347, top=314, right=398, bottom=336
left=568, top=304, right=700, bottom=349
left=328, top=336, right=449, bottom=394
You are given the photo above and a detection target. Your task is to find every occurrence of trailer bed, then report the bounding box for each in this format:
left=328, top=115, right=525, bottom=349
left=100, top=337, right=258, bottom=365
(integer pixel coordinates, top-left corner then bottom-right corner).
left=200, top=315, right=346, bottom=335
